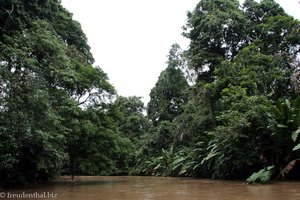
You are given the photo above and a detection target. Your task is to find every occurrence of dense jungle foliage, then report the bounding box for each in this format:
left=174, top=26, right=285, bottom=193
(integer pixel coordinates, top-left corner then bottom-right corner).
left=0, top=0, right=300, bottom=186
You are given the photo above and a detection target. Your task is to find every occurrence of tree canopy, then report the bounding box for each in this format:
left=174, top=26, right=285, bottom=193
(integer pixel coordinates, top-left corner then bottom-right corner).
left=132, top=0, right=300, bottom=181
left=1, top=0, right=300, bottom=186
left=0, top=0, right=128, bottom=186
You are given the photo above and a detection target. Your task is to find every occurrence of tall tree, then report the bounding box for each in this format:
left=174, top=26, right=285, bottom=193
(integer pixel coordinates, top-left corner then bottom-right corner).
left=113, top=96, right=148, bottom=142
left=147, top=44, right=189, bottom=125
left=0, top=0, right=119, bottom=186
left=174, top=0, right=300, bottom=179
left=183, top=0, right=247, bottom=82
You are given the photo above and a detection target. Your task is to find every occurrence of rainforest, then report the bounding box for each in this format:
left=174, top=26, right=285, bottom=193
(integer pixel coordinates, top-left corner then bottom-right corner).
left=1, top=0, right=300, bottom=188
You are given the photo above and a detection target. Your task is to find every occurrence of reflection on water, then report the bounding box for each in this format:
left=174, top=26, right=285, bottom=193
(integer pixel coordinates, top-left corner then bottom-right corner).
left=2, top=176, right=300, bottom=200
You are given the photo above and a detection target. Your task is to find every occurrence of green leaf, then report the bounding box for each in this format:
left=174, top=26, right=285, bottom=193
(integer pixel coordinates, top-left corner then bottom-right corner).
left=292, top=143, right=300, bottom=151
left=173, top=157, right=186, bottom=165
left=201, top=152, right=217, bottom=164
left=247, top=166, right=274, bottom=184
left=153, top=163, right=162, bottom=171
left=246, top=172, right=259, bottom=183
left=292, top=130, right=299, bottom=142
left=293, top=96, right=300, bottom=110
left=266, top=165, right=274, bottom=170
left=277, top=124, right=288, bottom=128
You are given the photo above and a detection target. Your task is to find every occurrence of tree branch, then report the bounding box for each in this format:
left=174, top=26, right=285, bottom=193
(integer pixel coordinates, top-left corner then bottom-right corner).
left=4, top=4, right=14, bottom=31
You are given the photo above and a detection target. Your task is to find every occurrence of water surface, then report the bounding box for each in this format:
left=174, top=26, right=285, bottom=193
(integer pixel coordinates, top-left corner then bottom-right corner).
left=2, top=176, right=300, bottom=200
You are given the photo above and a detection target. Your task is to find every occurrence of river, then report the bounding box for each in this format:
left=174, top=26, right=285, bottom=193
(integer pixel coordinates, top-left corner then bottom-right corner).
left=1, top=176, right=300, bottom=200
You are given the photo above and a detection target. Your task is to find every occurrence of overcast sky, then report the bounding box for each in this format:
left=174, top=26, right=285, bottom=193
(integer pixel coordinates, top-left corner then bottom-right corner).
left=60, top=0, right=300, bottom=104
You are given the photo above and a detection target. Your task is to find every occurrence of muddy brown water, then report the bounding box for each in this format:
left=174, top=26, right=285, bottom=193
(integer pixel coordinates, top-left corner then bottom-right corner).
left=1, top=176, right=300, bottom=200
